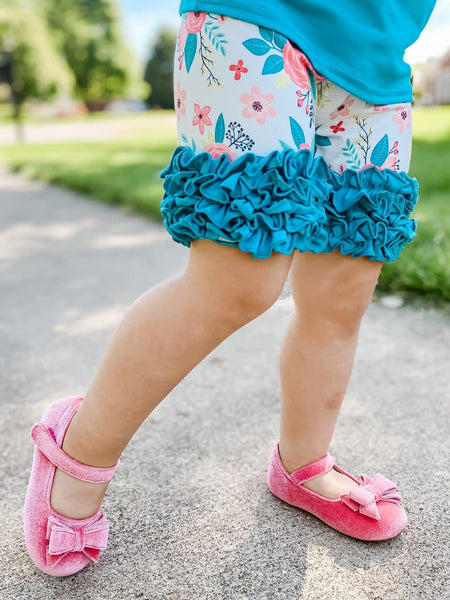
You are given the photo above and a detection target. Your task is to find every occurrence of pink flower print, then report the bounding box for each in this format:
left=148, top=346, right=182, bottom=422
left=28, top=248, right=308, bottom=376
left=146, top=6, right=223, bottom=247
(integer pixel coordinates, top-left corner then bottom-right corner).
left=384, top=155, right=398, bottom=170
left=203, top=143, right=238, bottom=161
left=174, top=83, right=186, bottom=121
left=329, top=95, right=355, bottom=120
left=185, top=11, right=207, bottom=34
left=217, top=15, right=226, bottom=23
left=192, top=104, right=212, bottom=135
left=330, top=120, right=345, bottom=134
left=374, top=104, right=389, bottom=111
left=296, top=91, right=303, bottom=108
left=360, top=163, right=383, bottom=172
left=392, top=104, right=411, bottom=133
left=299, top=143, right=311, bottom=150
left=229, top=59, right=248, bottom=81
left=329, top=163, right=346, bottom=174
left=282, top=41, right=310, bottom=88
left=178, top=19, right=188, bottom=55
left=240, top=86, right=276, bottom=125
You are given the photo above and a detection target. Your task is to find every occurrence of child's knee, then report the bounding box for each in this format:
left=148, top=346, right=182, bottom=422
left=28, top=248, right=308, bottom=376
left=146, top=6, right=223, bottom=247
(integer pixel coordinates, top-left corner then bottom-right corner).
left=222, top=276, right=286, bottom=325
left=186, top=241, right=293, bottom=328
left=316, top=287, right=375, bottom=333
left=293, top=257, right=382, bottom=332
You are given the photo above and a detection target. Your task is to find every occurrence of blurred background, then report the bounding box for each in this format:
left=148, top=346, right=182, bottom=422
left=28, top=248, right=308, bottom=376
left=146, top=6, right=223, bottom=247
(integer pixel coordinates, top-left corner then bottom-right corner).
left=0, top=0, right=449, bottom=304
left=1, top=0, right=449, bottom=122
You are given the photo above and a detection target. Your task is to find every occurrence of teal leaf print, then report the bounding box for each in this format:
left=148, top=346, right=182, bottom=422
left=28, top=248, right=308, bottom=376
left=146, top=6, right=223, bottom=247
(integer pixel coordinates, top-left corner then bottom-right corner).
left=242, top=38, right=271, bottom=56
left=262, top=54, right=284, bottom=75
left=273, top=32, right=287, bottom=51
left=315, top=134, right=331, bottom=146
left=181, top=134, right=189, bottom=145
left=185, top=33, right=197, bottom=73
left=279, top=139, right=292, bottom=151
left=370, top=134, right=389, bottom=167
left=258, top=26, right=274, bottom=44
left=342, top=138, right=361, bottom=169
left=308, top=69, right=316, bottom=100
left=289, top=116, right=305, bottom=148
left=215, top=113, right=225, bottom=143
left=204, top=21, right=229, bottom=55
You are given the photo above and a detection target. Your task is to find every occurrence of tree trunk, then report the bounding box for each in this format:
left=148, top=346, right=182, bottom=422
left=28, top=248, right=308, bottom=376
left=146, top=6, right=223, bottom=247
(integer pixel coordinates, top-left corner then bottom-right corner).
left=12, top=98, right=25, bottom=143
left=10, top=84, right=25, bottom=143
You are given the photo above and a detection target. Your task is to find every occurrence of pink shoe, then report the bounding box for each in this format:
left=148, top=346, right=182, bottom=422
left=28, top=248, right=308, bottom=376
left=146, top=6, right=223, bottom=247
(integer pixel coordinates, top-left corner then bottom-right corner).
left=24, top=396, right=119, bottom=576
left=267, top=443, right=407, bottom=541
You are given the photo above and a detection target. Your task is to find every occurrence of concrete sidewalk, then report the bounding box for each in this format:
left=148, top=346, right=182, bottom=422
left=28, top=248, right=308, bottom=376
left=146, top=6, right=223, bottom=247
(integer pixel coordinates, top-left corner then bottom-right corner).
left=0, top=169, right=449, bottom=600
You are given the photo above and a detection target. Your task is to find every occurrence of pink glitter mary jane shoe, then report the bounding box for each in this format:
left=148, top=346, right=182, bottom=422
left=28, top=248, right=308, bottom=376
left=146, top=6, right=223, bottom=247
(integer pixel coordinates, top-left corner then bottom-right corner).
left=267, top=443, right=407, bottom=541
left=24, top=396, right=119, bottom=576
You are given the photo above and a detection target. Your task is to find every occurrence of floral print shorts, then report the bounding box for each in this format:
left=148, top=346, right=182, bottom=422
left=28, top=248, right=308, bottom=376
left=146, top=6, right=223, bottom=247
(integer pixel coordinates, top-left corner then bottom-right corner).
left=160, top=12, right=419, bottom=262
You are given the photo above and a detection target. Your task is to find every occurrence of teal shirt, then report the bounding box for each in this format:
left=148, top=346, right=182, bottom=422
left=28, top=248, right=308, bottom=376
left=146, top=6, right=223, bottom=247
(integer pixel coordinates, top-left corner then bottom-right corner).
left=179, top=0, right=436, bottom=104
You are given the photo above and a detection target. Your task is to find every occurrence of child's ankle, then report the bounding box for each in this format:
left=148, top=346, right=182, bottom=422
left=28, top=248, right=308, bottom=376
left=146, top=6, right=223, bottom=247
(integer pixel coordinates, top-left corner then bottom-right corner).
left=51, top=468, right=110, bottom=519
left=278, top=441, right=328, bottom=474
left=62, top=415, right=121, bottom=469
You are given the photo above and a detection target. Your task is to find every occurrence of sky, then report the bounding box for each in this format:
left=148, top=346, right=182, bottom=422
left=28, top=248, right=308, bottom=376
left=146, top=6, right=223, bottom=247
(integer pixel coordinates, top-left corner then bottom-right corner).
left=118, top=0, right=450, bottom=65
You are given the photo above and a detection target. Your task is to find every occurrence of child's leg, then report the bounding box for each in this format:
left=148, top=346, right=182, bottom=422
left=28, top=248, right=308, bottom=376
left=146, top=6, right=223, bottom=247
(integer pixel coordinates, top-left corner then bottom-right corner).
left=278, top=249, right=382, bottom=498
left=50, top=13, right=320, bottom=520
left=276, top=80, right=415, bottom=498
left=51, top=239, right=293, bottom=518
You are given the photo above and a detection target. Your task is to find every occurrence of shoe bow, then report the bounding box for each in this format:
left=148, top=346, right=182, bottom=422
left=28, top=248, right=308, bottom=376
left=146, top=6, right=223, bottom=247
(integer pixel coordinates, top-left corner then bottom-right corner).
left=341, top=473, right=402, bottom=520
left=46, top=513, right=109, bottom=568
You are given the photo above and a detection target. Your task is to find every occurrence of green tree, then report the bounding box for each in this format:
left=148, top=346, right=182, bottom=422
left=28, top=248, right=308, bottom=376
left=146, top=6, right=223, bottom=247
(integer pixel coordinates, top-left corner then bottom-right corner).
left=44, top=0, right=143, bottom=111
left=0, top=6, right=73, bottom=137
left=144, top=29, right=177, bottom=109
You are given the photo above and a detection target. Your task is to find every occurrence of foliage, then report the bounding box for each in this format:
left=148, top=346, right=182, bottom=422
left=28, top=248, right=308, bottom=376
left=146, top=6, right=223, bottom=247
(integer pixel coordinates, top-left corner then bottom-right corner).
left=43, top=0, right=143, bottom=109
left=144, top=29, right=177, bottom=109
left=0, top=7, right=72, bottom=112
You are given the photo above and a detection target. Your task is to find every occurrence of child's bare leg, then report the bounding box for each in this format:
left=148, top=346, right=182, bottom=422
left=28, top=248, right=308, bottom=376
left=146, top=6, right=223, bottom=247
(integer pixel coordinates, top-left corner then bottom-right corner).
left=278, top=249, right=382, bottom=498
left=51, top=239, right=293, bottom=518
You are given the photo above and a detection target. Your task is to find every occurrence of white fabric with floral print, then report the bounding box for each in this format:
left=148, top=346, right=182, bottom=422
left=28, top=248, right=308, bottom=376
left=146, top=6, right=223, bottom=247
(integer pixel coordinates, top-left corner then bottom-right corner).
left=174, top=12, right=412, bottom=174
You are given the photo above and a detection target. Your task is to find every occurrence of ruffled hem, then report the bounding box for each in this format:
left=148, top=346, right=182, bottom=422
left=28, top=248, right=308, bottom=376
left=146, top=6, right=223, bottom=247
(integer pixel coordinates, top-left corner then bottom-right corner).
left=160, top=146, right=419, bottom=262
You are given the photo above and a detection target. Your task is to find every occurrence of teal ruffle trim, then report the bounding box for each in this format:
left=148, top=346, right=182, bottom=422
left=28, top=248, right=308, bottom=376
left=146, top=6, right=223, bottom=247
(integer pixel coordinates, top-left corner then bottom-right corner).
left=160, top=146, right=419, bottom=262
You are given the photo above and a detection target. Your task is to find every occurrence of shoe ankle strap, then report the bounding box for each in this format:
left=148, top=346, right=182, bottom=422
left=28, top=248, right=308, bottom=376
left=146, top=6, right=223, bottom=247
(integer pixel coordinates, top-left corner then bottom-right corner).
left=276, top=443, right=335, bottom=485
left=31, top=423, right=119, bottom=483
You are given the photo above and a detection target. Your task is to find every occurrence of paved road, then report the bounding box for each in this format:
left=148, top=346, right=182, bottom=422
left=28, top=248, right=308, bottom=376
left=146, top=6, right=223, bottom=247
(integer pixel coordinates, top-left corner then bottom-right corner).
left=0, top=169, right=449, bottom=600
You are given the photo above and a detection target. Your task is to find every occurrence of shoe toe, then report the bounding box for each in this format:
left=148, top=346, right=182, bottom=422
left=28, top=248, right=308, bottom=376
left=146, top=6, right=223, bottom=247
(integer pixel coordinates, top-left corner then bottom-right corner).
left=329, top=498, right=407, bottom=541
left=43, top=552, right=92, bottom=577
left=374, top=501, right=408, bottom=540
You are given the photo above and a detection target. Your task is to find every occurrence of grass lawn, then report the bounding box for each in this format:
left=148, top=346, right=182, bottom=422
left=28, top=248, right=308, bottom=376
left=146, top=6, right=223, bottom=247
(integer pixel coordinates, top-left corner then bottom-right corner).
left=0, top=107, right=449, bottom=304
left=0, top=112, right=177, bottom=220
